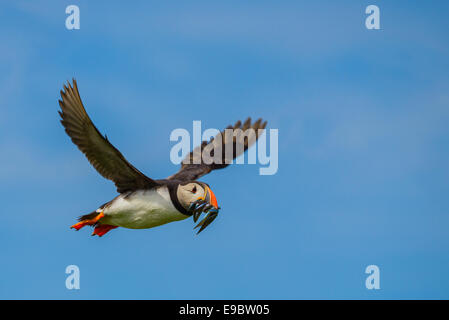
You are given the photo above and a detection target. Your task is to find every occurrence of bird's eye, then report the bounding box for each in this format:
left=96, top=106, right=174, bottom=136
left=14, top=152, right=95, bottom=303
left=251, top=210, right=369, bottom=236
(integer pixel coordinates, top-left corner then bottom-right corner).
left=191, top=186, right=197, bottom=193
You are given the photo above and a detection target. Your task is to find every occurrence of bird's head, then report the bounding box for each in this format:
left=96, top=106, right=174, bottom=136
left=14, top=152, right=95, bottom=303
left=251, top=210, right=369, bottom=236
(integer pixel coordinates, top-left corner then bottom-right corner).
left=177, top=182, right=220, bottom=233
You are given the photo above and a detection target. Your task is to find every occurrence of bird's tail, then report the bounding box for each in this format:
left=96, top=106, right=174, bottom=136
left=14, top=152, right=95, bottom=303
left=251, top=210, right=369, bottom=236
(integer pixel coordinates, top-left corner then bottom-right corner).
left=77, top=211, right=99, bottom=222
left=77, top=201, right=111, bottom=222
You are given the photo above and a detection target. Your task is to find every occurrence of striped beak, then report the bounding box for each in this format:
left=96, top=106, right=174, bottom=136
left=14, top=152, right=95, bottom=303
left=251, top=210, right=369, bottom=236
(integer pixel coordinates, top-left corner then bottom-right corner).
left=188, top=185, right=220, bottom=234
left=204, top=186, right=218, bottom=209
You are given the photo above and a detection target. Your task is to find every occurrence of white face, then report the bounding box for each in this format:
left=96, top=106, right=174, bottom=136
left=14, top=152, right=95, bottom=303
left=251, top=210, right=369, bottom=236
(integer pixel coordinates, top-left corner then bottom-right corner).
left=176, top=182, right=207, bottom=210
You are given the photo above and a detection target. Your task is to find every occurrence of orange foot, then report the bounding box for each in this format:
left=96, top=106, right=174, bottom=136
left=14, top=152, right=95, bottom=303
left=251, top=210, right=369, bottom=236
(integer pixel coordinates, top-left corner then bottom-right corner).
left=92, top=224, right=118, bottom=237
left=70, top=212, right=105, bottom=231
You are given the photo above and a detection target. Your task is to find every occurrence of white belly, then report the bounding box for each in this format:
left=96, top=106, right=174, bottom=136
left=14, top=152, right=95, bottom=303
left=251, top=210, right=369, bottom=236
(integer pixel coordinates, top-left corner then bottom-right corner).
left=100, top=187, right=188, bottom=229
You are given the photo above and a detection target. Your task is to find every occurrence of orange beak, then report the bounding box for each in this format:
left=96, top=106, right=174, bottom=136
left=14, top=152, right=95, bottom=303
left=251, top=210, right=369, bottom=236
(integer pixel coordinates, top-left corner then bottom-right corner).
left=204, top=186, right=218, bottom=209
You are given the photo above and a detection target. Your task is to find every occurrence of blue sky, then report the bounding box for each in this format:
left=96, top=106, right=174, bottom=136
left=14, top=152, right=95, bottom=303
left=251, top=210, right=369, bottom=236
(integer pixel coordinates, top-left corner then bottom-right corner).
left=1, top=1, right=449, bottom=299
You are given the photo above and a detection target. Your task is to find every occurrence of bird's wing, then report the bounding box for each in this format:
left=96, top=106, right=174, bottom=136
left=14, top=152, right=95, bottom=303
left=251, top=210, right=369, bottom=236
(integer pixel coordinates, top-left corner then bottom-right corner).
left=168, top=118, right=267, bottom=181
left=58, top=79, right=159, bottom=193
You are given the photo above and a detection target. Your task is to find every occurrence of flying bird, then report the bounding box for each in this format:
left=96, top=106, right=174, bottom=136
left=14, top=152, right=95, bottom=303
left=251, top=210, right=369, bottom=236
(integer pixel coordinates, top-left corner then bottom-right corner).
left=58, top=79, right=267, bottom=237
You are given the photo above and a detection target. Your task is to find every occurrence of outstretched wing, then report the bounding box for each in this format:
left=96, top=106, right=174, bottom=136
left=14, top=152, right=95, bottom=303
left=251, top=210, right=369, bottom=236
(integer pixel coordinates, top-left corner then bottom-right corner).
left=58, top=79, right=159, bottom=193
left=168, top=118, right=267, bottom=181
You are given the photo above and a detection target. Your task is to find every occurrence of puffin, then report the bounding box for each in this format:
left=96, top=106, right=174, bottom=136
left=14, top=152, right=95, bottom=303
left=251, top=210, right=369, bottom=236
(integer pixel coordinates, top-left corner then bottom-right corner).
left=58, top=79, right=267, bottom=237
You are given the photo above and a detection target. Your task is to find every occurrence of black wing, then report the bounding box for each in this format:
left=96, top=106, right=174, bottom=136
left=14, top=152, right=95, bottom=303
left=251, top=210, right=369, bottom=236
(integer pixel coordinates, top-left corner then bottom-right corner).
left=58, top=79, right=159, bottom=193
left=168, top=118, right=267, bottom=181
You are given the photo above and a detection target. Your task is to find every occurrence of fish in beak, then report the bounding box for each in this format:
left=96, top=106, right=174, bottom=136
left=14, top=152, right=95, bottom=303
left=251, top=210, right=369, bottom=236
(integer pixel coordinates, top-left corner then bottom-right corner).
left=188, top=185, right=220, bottom=234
